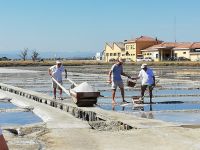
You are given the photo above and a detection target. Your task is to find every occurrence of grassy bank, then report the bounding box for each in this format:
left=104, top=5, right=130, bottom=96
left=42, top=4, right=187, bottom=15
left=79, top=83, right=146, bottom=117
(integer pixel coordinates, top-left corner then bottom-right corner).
left=0, top=60, right=200, bottom=67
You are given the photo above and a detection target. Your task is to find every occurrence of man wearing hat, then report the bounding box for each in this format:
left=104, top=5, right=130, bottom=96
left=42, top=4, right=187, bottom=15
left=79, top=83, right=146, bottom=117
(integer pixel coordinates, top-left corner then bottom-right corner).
left=136, top=63, right=155, bottom=103
left=108, top=58, right=130, bottom=104
left=49, top=60, right=66, bottom=100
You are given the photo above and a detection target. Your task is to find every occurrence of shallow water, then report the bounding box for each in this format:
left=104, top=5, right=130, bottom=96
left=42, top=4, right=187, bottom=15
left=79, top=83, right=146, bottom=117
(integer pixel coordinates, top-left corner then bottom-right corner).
left=98, top=103, right=200, bottom=112
left=1, top=66, right=200, bottom=125
left=0, top=102, right=17, bottom=109
left=152, top=111, right=200, bottom=125
left=0, top=111, right=42, bottom=126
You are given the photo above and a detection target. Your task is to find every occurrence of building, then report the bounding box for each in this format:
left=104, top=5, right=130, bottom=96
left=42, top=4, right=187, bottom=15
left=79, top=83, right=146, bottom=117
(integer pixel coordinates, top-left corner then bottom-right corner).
left=104, top=36, right=161, bottom=62
left=104, top=42, right=124, bottom=62
left=104, top=35, right=200, bottom=62
left=141, top=42, right=200, bottom=61
left=95, top=52, right=102, bottom=60
left=124, top=36, right=162, bottom=62
left=141, top=42, right=179, bottom=61
left=189, top=42, right=200, bottom=61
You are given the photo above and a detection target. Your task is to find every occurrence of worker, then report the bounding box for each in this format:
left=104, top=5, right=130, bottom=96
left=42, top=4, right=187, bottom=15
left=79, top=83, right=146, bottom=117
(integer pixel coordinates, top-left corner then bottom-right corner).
left=108, top=58, right=130, bottom=104
left=49, top=60, right=67, bottom=100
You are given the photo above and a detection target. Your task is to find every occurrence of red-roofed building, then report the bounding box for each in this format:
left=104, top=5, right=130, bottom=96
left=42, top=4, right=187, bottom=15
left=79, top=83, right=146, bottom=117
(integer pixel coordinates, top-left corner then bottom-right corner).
left=141, top=42, right=200, bottom=61
left=123, top=36, right=162, bottom=62
left=104, top=36, right=162, bottom=62
left=104, top=35, right=200, bottom=62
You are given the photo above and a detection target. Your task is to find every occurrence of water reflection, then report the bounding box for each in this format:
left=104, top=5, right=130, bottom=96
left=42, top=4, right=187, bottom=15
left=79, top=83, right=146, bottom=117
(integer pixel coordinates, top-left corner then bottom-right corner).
left=112, top=104, right=125, bottom=111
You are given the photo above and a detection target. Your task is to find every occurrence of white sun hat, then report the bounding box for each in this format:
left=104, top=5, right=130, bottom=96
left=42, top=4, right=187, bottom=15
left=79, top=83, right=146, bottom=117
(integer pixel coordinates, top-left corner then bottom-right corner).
left=56, top=60, right=62, bottom=64
left=141, top=63, right=147, bottom=69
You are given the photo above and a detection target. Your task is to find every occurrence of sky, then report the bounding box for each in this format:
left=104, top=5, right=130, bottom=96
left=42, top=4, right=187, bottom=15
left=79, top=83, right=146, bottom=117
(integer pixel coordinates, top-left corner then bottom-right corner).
left=0, top=0, right=200, bottom=58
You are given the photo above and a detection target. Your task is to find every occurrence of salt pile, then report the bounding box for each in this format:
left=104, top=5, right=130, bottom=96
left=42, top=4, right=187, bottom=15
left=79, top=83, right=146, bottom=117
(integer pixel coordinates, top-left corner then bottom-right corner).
left=72, top=82, right=96, bottom=92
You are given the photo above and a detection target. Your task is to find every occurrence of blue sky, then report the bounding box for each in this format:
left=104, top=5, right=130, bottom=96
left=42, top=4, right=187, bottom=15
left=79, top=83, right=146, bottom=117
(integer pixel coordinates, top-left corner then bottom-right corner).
left=0, top=0, right=200, bottom=58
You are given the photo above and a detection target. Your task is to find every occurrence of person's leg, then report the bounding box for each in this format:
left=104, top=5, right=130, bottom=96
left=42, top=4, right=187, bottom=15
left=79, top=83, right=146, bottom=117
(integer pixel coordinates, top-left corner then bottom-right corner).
left=59, top=89, right=63, bottom=100
left=112, top=89, right=117, bottom=104
left=141, top=85, right=147, bottom=101
left=59, top=81, right=63, bottom=100
left=53, top=88, right=56, bottom=99
left=52, top=81, right=57, bottom=99
left=119, top=87, right=126, bottom=102
left=111, top=81, right=117, bottom=104
left=119, top=81, right=127, bottom=103
left=149, top=86, right=153, bottom=103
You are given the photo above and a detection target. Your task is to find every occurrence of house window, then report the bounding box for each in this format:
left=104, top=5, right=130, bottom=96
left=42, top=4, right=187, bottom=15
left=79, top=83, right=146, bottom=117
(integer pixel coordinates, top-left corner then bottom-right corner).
left=118, top=53, right=120, bottom=56
left=183, top=52, right=186, bottom=54
left=156, top=54, right=159, bottom=58
left=110, top=53, right=113, bottom=56
left=114, top=53, right=116, bottom=56
left=106, top=53, right=109, bottom=56
left=126, top=51, right=130, bottom=56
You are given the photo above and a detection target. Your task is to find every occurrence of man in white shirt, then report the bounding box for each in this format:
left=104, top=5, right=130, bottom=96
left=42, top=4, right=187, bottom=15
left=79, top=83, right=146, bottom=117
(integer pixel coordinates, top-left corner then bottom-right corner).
left=49, top=60, right=66, bottom=100
left=136, top=64, right=155, bottom=103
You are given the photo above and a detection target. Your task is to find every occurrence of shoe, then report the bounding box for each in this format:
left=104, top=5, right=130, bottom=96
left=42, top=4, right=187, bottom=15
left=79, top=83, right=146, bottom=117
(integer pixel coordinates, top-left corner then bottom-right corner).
left=121, top=100, right=129, bottom=104
left=134, top=100, right=144, bottom=104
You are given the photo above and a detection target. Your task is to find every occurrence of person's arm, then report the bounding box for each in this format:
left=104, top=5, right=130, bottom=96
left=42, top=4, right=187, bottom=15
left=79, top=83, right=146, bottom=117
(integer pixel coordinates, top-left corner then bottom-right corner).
left=131, top=70, right=141, bottom=80
left=48, top=68, right=52, bottom=76
left=121, top=66, right=130, bottom=78
left=108, top=70, right=112, bottom=84
left=121, top=72, right=131, bottom=78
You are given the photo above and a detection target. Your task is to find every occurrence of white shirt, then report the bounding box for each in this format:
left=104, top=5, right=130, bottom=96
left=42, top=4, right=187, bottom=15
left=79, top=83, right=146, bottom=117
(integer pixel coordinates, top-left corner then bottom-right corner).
left=138, top=68, right=154, bottom=85
left=49, top=65, right=65, bottom=81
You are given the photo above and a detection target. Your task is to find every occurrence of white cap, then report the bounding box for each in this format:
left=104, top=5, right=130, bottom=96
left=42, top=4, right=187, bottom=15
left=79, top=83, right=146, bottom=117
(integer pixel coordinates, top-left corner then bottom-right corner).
left=141, top=63, right=147, bottom=69
left=56, top=60, right=62, bottom=64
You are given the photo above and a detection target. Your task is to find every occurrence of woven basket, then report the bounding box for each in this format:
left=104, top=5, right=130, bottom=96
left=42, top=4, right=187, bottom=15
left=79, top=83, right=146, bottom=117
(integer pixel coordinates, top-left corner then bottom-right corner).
left=127, top=79, right=136, bottom=87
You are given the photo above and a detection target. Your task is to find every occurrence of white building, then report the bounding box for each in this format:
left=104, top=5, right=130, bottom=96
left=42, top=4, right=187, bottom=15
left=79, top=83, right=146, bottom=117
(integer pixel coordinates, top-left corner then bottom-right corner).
left=95, top=52, right=102, bottom=60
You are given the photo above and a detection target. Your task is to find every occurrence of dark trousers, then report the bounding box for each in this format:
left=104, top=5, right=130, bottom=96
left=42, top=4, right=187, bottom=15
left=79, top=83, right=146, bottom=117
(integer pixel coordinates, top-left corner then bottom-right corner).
left=141, top=85, right=153, bottom=102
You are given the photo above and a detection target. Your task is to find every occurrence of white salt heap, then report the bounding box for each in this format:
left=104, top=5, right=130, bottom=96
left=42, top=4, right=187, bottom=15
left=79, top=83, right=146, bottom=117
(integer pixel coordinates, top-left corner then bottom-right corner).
left=72, top=82, right=96, bottom=92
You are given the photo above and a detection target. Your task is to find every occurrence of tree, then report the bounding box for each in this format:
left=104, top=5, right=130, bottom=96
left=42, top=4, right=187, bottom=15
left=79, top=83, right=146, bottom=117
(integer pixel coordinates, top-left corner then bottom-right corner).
left=31, top=50, right=39, bottom=62
left=19, top=48, right=28, bottom=61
